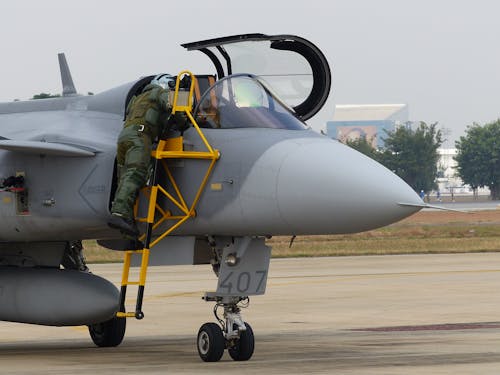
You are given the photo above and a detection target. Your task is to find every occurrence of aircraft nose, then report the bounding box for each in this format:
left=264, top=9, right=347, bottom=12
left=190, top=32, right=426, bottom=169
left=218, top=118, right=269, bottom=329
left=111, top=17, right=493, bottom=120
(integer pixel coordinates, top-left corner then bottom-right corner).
left=276, top=138, right=423, bottom=234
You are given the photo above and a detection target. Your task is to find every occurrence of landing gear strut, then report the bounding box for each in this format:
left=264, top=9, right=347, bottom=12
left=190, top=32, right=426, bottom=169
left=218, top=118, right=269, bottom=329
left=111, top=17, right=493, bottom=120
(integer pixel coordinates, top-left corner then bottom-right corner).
left=197, top=295, right=255, bottom=362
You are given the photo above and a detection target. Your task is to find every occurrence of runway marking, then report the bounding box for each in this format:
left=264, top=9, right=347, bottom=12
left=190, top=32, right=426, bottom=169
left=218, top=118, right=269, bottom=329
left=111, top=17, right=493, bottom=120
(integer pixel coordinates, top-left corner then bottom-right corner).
left=268, top=268, right=500, bottom=286
left=70, top=326, right=88, bottom=332
left=125, top=291, right=203, bottom=304
left=122, top=266, right=500, bottom=304
left=351, top=322, right=500, bottom=332
left=269, top=268, right=500, bottom=280
left=121, top=269, right=500, bottom=298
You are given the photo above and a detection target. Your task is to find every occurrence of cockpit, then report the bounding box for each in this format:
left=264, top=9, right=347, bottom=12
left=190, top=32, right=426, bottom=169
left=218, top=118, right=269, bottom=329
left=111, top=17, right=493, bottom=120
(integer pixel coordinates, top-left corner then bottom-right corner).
left=125, top=34, right=331, bottom=131
left=194, top=74, right=307, bottom=130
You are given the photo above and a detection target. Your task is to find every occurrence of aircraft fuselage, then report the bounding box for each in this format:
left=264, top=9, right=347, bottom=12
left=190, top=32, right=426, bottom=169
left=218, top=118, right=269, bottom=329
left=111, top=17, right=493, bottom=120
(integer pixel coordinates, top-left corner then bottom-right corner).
left=0, top=90, right=421, bottom=242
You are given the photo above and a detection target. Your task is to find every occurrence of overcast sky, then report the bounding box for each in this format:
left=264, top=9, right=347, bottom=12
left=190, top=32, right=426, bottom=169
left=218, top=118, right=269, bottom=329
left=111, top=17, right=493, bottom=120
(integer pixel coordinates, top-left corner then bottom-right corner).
left=1, top=0, right=499, bottom=144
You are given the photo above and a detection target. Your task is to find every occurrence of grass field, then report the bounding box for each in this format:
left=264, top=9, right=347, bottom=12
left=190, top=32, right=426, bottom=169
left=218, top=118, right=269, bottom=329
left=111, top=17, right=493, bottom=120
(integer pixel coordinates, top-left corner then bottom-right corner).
left=83, top=209, right=500, bottom=263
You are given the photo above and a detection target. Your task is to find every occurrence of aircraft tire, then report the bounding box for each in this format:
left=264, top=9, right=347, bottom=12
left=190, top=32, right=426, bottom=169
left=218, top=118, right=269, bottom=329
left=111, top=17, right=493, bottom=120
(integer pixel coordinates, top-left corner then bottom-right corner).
left=228, top=322, right=254, bottom=361
left=197, top=322, right=225, bottom=362
left=88, top=315, right=126, bottom=347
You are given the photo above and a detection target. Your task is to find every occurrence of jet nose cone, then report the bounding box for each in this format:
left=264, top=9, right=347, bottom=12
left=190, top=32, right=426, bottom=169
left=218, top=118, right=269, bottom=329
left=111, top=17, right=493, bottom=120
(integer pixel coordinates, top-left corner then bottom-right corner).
left=277, top=138, right=422, bottom=234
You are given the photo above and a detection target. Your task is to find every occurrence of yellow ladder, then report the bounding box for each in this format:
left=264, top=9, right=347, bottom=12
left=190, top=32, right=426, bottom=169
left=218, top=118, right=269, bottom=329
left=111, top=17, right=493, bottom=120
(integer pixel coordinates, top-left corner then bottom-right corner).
left=117, top=71, right=220, bottom=319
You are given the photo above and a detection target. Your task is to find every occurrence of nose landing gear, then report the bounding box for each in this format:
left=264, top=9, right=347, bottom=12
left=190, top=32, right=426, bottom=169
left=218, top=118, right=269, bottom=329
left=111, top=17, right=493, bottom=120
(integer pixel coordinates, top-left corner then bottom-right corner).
left=197, top=295, right=255, bottom=362
left=196, top=236, right=270, bottom=362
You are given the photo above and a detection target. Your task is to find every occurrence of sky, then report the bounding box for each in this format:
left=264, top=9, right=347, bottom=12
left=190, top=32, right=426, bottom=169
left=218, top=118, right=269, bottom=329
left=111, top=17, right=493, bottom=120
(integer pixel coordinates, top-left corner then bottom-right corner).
left=1, top=0, right=499, bottom=144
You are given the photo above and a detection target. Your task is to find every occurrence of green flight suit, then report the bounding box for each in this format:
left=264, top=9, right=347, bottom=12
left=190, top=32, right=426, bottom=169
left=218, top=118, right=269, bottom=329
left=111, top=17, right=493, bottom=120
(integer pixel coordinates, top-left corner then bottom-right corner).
left=111, top=84, right=172, bottom=219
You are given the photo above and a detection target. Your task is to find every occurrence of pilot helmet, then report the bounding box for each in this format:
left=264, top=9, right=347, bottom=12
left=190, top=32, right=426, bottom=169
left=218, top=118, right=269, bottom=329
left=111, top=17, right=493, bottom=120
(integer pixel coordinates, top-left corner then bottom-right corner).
left=151, top=74, right=175, bottom=90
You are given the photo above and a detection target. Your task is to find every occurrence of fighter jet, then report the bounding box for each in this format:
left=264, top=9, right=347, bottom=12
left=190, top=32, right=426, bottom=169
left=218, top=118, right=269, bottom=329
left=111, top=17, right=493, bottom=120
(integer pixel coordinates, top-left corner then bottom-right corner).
left=0, top=33, right=424, bottom=362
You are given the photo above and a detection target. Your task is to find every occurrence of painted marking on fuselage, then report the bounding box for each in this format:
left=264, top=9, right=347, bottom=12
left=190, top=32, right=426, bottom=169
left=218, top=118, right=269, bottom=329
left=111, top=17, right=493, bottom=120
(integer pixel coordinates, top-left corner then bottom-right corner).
left=86, top=185, right=105, bottom=194
left=77, top=164, right=100, bottom=213
left=210, top=183, right=223, bottom=191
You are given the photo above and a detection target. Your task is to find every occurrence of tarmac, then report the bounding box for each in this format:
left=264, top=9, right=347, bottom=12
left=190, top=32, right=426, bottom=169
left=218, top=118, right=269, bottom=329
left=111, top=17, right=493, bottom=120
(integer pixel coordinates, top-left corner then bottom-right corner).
left=2, top=253, right=500, bottom=374
left=425, top=199, right=500, bottom=211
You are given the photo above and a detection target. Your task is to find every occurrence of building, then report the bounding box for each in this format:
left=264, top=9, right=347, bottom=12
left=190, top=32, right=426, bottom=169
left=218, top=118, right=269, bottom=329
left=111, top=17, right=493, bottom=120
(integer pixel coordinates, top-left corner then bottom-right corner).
left=436, top=148, right=463, bottom=193
left=436, top=148, right=489, bottom=196
left=326, top=105, right=490, bottom=197
left=327, top=104, right=409, bottom=148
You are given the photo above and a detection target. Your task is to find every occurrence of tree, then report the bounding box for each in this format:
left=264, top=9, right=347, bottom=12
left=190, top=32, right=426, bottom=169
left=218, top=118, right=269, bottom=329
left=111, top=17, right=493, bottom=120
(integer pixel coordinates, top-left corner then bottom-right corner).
left=455, top=119, right=500, bottom=200
left=31, top=93, right=61, bottom=100
left=378, top=122, right=443, bottom=193
left=345, top=136, right=380, bottom=161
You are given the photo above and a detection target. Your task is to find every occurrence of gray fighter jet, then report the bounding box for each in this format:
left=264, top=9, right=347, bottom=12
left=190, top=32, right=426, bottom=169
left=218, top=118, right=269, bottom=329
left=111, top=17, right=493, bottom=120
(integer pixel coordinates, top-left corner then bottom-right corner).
left=0, top=34, right=424, bottom=362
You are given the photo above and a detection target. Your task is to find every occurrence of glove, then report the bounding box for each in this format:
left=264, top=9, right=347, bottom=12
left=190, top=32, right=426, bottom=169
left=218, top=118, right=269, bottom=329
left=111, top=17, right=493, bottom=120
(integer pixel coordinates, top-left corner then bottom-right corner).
left=169, top=112, right=190, bottom=132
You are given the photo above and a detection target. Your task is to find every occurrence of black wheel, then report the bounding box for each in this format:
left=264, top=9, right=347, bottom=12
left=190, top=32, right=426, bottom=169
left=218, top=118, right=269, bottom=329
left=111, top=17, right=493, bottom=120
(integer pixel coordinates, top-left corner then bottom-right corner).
left=88, top=315, right=126, bottom=347
left=228, top=322, right=254, bottom=361
left=197, top=322, right=225, bottom=362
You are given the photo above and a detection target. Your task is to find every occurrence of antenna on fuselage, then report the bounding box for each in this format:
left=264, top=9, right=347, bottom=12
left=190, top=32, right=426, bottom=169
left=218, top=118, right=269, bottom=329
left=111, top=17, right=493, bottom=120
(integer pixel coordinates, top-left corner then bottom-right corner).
left=57, top=53, right=77, bottom=96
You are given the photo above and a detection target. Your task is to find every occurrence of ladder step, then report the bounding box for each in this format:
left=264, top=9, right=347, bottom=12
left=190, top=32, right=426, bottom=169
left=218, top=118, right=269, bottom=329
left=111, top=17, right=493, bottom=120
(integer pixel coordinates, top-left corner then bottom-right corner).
left=116, top=312, right=136, bottom=318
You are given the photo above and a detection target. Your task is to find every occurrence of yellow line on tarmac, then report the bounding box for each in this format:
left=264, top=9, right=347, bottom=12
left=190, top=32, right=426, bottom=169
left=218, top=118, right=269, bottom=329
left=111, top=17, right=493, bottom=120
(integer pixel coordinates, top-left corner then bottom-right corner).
left=70, top=326, right=89, bottom=332
left=269, top=269, right=500, bottom=287
left=123, top=291, right=203, bottom=305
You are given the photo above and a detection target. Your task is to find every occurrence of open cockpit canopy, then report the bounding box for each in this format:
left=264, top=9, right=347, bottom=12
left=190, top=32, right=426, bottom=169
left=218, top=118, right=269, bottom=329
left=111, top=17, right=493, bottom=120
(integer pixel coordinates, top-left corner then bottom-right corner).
left=182, top=33, right=331, bottom=121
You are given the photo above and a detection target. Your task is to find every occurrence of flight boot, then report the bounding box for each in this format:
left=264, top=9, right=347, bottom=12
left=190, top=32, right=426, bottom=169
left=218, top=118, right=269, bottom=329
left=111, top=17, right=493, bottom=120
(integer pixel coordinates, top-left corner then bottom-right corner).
left=61, top=240, right=90, bottom=272
left=107, top=213, right=140, bottom=237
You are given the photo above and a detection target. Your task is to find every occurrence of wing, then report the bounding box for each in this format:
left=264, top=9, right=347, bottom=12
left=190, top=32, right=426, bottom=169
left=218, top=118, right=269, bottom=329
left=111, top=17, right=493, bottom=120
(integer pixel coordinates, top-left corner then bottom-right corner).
left=0, top=140, right=97, bottom=157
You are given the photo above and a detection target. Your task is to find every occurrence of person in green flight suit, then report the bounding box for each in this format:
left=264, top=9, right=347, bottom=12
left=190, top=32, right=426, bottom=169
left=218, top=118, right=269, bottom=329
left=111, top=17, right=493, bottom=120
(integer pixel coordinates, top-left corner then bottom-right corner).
left=108, top=74, right=174, bottom=237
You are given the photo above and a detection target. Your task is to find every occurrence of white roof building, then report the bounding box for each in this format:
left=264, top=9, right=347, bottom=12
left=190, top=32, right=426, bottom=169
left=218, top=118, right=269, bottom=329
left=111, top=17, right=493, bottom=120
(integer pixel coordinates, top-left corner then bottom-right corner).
left=332, top=104, right=409, bottom=122
left=327, top=104, right=409, bottom=148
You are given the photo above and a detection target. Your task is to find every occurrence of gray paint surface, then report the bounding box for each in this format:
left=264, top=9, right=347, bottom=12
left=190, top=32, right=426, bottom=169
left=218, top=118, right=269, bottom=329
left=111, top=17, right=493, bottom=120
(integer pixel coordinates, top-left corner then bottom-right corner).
left=0, top=267, right=119, bottom=326
left=0, top=34, right=422, bottom=243
left=0, top=89, right=422, bottom=242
